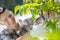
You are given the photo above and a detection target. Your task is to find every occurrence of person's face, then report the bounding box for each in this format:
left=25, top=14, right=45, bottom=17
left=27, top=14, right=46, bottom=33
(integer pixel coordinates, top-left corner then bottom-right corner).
left=0, top=9, right=19, bottom=31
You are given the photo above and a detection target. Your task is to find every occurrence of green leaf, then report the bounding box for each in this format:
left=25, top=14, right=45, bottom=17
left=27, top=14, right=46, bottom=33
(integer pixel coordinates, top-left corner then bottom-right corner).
left=32, top=15, right=35, bottom=21
left=30, top=7, right=39, bottom=15
left=23, top=6, right=29, bottom=14
left=14, top=5, right=20, bottom=14
left=41, top=2, right=48, bottom=12
left=19, top=8, right=23, bottom=16
left=46, top=19, right=57, bottom=31
left=45, top=29, right=60, bottom=40
left=37, top=0, right=42, bottom=3
left=30, top=7, right=39, bottom=21
left=19, top=5, right=26, bottom=16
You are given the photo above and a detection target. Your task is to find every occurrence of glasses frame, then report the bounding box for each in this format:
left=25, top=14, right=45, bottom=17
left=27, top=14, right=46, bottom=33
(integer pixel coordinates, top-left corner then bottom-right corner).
left=0, top=7, right=5, bottom=14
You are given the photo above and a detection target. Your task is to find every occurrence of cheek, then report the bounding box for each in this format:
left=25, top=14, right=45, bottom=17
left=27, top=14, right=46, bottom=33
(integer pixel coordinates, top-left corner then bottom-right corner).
left=4, top=20, right=9, bottom=26
left=1, top=18, right=11, bottom=26
left=8, top=23, right=19, bottom=31
left=0, top=18, right=8, bottom=25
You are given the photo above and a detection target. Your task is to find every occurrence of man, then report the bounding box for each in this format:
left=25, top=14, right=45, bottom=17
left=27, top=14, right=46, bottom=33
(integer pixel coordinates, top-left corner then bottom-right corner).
left=0, top=7, right=21, bottom=40
left=0, top=7, right=33, bottom=40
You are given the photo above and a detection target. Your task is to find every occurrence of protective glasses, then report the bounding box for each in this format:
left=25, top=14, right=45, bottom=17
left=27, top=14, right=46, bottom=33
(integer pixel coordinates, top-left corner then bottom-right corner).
left=0, top=7, right=5, bottom=14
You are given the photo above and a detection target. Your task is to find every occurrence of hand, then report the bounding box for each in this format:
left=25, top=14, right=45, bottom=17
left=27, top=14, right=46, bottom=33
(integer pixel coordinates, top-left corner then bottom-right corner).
left=16, top=32, right=30, bottom=40
left=16, top=36, right=22, bottom=40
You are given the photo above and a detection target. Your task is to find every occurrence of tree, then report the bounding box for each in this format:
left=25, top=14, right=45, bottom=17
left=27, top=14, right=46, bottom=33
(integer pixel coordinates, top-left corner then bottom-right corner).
left=14, top=0, right=60, bottom=40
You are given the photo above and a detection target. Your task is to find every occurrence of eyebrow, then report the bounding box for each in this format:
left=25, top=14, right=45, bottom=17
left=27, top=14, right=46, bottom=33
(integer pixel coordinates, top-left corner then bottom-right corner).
left=0, top=7, right=5, bottom=14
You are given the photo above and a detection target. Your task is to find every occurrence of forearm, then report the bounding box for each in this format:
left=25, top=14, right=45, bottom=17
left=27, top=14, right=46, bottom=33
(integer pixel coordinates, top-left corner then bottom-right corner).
left=16, top=32, right=30, bottom=40
left=16, top=32, right=38, bottom=40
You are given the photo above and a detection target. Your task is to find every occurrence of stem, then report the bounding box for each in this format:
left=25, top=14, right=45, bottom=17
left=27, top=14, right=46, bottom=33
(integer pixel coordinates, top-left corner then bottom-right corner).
left=40, top=10, right=45, bottom=21
left=47, top=10, right=50, bottom=19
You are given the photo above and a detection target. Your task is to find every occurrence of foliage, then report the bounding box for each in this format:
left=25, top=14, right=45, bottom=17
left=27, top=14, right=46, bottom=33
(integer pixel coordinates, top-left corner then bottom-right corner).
left=45, top=29, right=60, bottom=40
left=14, top=0, right=60, bottom=40
left=29, top=35, right=39, bottom=40
left=14, top=3, right=40, bottom=21
left=14, top=0, right=60, bottom=21
left=46, top=19, right=57, bottom=31
left=14, top=5, right=20, bottom=14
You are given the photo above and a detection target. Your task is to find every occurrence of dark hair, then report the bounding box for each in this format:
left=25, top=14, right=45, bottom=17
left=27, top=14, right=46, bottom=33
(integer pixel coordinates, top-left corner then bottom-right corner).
left=0, top=7, right=5, bottom=14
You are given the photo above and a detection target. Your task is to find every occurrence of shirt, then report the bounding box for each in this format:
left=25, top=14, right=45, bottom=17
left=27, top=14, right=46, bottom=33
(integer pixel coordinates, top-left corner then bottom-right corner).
left=0, top=24, right=19, bottom=40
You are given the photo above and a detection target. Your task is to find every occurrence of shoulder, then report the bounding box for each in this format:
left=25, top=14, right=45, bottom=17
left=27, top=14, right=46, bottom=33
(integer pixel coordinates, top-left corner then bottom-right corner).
left=0, top=24, right=7, bottom=34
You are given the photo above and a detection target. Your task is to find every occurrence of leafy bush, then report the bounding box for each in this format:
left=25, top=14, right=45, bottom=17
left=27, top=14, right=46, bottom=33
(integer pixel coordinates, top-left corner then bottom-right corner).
left=14, top=0, right=60, bottom=40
